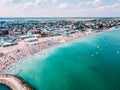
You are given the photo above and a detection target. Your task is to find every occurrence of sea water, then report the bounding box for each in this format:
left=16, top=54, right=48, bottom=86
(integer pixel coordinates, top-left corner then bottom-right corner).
left=0, top=84, right=12, bottom=90
left=9, top=29, right=120, bottom=90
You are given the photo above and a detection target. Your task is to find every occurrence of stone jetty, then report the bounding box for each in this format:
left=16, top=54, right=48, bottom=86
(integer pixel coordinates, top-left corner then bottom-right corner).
left=0, top=74, right=34, bottom=90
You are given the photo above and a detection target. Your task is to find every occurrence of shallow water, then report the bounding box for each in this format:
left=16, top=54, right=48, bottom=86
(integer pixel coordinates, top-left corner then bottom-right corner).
left=7, top=29, right=120, bottom=90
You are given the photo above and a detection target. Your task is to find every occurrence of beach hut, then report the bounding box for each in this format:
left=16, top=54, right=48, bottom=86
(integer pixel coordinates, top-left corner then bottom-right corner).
left=1, top=42, right=17, bottom=47
left=24, top=38, right=38, bottom=42
left=19, top=35, right=29, bottom=40
left=2, top=42, right=12, bottom=47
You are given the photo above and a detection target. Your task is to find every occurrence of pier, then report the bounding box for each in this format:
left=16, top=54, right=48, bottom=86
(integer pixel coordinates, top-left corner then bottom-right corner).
left=0, top=74, right=34, bottom=90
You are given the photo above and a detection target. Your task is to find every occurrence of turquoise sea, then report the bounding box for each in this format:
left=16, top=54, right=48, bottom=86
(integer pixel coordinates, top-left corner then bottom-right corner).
left=0, top=84, right=12, bottom=90
left=2, top=29, right=120, bottom=90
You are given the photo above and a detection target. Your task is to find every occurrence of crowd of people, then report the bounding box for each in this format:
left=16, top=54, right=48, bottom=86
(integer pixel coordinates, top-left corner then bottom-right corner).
left=0, top=40, right=59, bottom=71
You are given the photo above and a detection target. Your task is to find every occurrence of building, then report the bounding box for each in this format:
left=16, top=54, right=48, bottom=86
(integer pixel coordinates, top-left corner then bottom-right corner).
left=0, top=27, right=10, bottom=36
left=27, top=29, right=40, bottom=34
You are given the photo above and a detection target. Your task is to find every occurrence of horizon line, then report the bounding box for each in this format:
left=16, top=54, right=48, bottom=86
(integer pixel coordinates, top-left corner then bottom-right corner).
left=0, top=16, right=120, bottom=18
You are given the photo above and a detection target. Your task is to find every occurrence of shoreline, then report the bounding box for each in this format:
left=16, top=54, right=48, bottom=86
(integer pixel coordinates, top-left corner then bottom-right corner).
left=0, top=27, right=116, bottom=73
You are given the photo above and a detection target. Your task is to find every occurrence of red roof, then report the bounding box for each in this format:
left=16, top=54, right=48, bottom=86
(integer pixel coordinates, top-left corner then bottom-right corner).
left=28, top=30, right=39, bottom=33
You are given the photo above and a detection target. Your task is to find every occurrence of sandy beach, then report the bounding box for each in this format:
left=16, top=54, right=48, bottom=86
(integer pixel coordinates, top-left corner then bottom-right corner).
left=0, top=28, right=115, bottom=72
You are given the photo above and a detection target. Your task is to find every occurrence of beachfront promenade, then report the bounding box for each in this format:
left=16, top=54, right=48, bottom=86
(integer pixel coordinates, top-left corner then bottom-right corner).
left=0, top=74, right=34, bottom=90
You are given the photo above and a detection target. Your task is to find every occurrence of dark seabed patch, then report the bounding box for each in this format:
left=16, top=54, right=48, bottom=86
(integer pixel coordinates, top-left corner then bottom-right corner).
left=0, top=84, right=12, bottom=90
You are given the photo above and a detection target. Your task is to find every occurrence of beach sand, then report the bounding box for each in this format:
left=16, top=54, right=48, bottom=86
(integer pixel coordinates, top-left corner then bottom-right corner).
left=0, top=28, right=115, bottom=72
